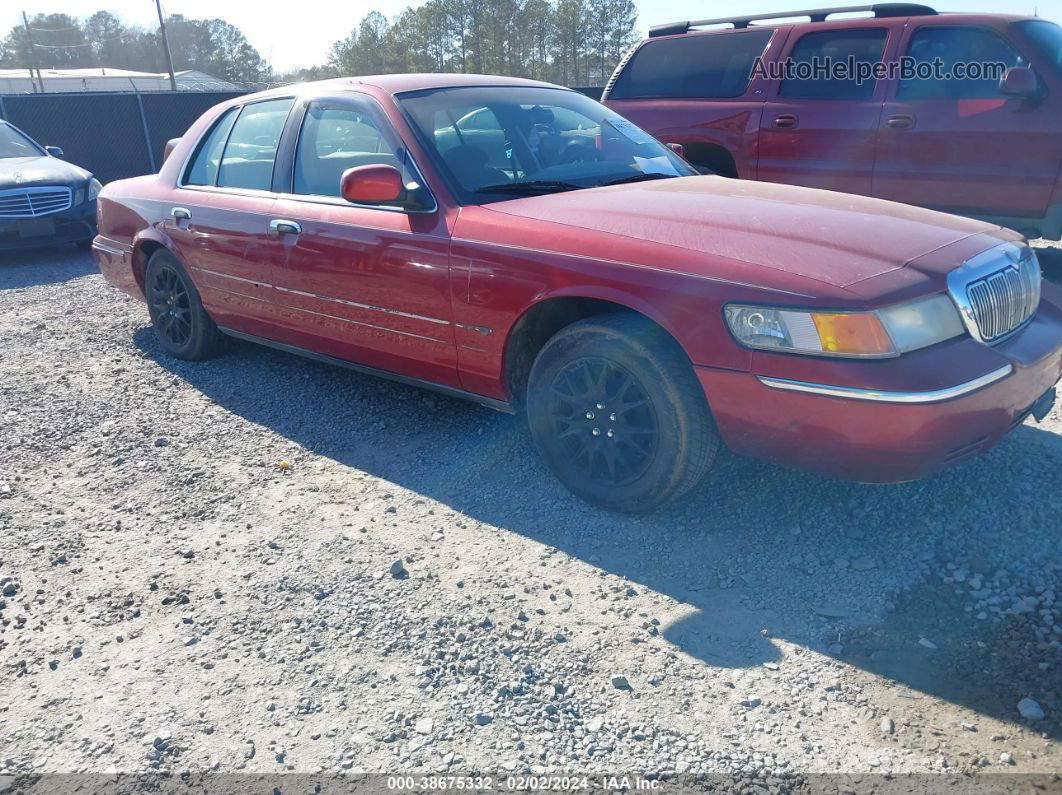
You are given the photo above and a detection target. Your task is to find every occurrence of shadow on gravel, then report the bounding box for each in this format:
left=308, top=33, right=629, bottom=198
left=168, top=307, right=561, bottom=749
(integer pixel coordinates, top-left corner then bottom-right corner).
left=134, top=325, right=1062, bottom=740
left=0, top=247, right=96, bottom=290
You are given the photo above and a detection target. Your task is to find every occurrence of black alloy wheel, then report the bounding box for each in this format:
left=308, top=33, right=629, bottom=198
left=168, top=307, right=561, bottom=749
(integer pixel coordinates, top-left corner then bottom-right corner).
left=547, top=356, right=658, bottom=487
left=144, top=249, right=223, bottom=361
left=148, top=261, right=193, bottom=348
left=527, top=312, right=719, bottom=512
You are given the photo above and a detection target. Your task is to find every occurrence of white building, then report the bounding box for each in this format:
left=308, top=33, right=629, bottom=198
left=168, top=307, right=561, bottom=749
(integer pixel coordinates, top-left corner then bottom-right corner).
left=0, top=68, right=242, bottom=94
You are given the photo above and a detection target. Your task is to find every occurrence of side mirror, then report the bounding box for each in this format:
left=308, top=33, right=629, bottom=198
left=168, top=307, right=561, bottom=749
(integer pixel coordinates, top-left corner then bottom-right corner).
left=1000, top=66, right=1040, bottom=99
left=163, top=138, right=181, bottom=166
left=665, top=142, right=685, bottom=158
left=45, top=146, right=64, bottom=158
left=340, top=164, right=404, bottom=204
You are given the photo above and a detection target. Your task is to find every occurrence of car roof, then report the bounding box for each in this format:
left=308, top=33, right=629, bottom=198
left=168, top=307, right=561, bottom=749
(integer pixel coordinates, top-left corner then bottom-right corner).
left=251, top=73, right=567, bottom=101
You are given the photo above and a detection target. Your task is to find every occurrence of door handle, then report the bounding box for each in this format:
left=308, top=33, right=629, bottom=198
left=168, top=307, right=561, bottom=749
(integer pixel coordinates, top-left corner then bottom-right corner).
left=886, top=114, right=914, bottom=129
left=171, top=207, right=191, bottom=220
left=773, top=114, right=798, bottom=128
left=269, top=219, right=302, bottom=235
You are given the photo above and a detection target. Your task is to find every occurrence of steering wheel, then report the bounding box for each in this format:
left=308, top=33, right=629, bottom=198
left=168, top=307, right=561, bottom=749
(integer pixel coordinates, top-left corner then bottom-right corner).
left=559, top=140, right=598, bottom=164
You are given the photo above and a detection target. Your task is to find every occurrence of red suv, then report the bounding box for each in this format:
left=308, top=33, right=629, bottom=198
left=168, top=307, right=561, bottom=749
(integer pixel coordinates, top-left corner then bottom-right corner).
left=94, top=75, right=1062, bottom=511
left=603, top=4, right=1062, bottom=240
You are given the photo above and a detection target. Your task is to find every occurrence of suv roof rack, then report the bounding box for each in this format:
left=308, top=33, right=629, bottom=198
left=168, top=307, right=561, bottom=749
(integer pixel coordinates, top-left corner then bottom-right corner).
left=648, top=3, right=936, bottom=37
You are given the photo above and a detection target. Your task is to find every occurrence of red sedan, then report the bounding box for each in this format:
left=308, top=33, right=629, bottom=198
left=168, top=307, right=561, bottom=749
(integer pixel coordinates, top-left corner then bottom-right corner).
left=93, top=74, right=1062, bottom=511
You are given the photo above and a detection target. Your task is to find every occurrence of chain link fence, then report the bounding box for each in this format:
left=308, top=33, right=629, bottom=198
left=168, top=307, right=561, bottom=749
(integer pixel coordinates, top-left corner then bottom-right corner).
left=0, top=90, right=245, bottom=184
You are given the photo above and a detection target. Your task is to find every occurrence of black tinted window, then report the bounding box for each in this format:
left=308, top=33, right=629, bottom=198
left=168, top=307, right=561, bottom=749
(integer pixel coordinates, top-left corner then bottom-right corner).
left=216, top=98, right=293, bottom=191
left=898, top=27, right=1022, bottom=99
left=779, top=28, right=887, bottom=100
left=609, top=30, right=773, bottom=99
left=184, top=107, right=237, bottom=186
left=1019, top=20, right=1062, bottom=72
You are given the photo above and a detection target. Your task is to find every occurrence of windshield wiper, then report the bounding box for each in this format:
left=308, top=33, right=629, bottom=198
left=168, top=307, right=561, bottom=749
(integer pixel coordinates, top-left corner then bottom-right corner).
left=600, top=172, right=677, bottom=187
left=474, top=180, right=583, bottom=194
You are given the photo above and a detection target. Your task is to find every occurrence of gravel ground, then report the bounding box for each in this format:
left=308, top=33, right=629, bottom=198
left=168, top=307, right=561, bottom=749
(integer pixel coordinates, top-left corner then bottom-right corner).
left=1, top=246, right=1060, bottom=791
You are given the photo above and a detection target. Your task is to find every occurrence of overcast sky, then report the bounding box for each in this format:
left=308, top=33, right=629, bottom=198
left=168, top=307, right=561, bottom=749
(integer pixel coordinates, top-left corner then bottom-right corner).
left=3, top=0, right=1060, bottom=73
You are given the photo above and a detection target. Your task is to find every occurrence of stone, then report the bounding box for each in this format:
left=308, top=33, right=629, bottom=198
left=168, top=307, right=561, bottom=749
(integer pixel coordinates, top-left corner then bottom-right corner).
left=880, top=717, right=895, bottom=734
left=1017, top=698, right=1045, bottom=721
left=415, top=717, right=433, bottom=735
left=390, top=560, right=408, bottom=579
left=472, top=713, right=493, bottom=726
left=611, top=675, right=631, bottom=690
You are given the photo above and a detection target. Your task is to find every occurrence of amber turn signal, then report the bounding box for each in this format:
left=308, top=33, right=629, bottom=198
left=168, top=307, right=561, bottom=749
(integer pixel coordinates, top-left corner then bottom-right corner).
left=810, top=313, right=894, bottom=356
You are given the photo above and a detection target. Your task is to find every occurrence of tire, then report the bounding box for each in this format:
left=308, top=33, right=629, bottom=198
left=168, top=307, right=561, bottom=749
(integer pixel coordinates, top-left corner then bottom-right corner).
left=526, top=312, right=719, bottom=512
left=144, top=249, right=223, bottom=361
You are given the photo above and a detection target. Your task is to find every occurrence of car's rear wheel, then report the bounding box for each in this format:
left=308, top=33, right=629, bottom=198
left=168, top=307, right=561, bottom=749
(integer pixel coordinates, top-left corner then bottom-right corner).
left=526, top=313, right=719, bottom=512
left=145, top=249, right=223, bottom=360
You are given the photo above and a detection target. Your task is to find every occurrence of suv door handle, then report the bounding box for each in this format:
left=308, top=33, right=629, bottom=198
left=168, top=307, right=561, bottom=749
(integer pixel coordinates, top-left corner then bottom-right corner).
left=269, top=219, right=302, bottom=235
left=171, top=207, right=191, bottom=220
left=773, top=114, right=798, bottom=128
left=886, top=114, right=914, bottom=129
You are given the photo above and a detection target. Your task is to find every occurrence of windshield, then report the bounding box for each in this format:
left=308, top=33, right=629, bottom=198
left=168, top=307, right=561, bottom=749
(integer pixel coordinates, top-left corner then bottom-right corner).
left=396, top=86, right=696, bottom=203
left=1017, top=20, right=1062, bottom=72
left=0, top=123, right=44, bottom=159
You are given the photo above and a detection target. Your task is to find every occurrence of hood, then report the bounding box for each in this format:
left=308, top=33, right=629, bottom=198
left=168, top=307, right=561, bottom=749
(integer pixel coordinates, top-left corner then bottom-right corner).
left=0, top=155, right=92, bottom=191
left=485, top=176, right=1002, bottom=288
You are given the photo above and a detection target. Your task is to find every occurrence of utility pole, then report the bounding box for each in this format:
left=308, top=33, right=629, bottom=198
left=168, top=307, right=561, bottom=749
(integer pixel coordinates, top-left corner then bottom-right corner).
left=21, top=11, right=44, bottom=93
left=154, top=0, right=178, bottom=92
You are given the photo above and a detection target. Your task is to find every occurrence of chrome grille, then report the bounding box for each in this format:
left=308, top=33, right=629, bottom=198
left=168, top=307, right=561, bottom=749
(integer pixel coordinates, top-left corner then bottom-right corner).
left=0, top=186, right=73, bottom=218
left=947, top=243, right=1042, bottom=344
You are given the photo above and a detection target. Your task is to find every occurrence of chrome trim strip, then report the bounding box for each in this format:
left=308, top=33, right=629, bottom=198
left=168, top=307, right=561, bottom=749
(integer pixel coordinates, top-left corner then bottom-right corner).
left=195, top=267, right=451, bottom=327
left=757, top=365, right=1013, bottom=404
left=91, top=241, right=126, bottom=257
left=273, top=285, right=450, bottom=325
left=197, top=268, right=269, bottom=287
left=218, top=326, right=514, bottom=414
left=455, top=322, right=493, bottom=336
left=283, top=304, right=451, bottom=344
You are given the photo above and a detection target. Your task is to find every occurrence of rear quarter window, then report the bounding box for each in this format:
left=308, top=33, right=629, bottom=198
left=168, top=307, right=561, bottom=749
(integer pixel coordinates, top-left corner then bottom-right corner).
left=609, top=29, right=774, bottom=99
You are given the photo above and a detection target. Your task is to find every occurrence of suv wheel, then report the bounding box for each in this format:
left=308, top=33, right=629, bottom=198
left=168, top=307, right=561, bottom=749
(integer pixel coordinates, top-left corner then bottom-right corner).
left=145, top=249, right=223, bottom=360
left=526, top=313, right=719, bottom=512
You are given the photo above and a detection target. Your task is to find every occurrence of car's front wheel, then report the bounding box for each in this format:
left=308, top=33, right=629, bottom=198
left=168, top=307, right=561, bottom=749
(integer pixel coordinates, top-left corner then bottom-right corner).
left=145, top=249, right=223, bottom=361
left=526, top=313, right=719, bottom=512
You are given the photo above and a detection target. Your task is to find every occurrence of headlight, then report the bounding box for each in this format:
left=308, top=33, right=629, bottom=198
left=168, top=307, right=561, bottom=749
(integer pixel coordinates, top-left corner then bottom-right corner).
left=87, top=178, right=102, bottom=202
left=724, top=294, right=965, bottom=358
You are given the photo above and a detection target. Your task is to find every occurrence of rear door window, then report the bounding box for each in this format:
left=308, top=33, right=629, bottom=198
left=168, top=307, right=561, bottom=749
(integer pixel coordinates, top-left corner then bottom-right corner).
left=778, top=28, right=888, bottom=100
left=609, top=29, right=773, bottom=99
left=184, top=107, right=238, bottom=186
left=898, top=27, right=1023, bottom=100
left=216, top=98, right=294, bottom=191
